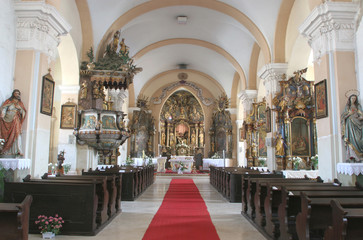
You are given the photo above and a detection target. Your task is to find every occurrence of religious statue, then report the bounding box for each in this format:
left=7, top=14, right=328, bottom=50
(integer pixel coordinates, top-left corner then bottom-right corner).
left=92, top=81, right=100, bottom=99
left=80, top=80, right=88, bottom=100
left=120, top=38, right=128, bottom=55
left=56, top=150, right=65, bottom=176
left=0, top=89, right=27, bottom=157
left=191, top=130, right=196, bottom=146
left=161, top=132, right=166, bottom=146
left=112, top=30, right=120, bottom=52
left=275, top=133, right=285, bottom=156
left=199, top=131, right=204, bottom=147
left=341, top=93, right=363, bottom=160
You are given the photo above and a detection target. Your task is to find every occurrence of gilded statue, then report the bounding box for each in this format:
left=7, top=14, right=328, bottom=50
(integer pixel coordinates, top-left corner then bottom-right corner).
left=0, top=89, right=27, bottom=156
left=112, top=30, right=120, bottom=52
left=120, top=38, right=127, bottom=54
left=92, top=81, right=100, bottom=99
left=275, top=133, right=285, bottom=156
left=199, top=131, right=204, bottom=146
left=80, top=80, right=88, bottom=100
left=341, top=93, right=363, bottom=159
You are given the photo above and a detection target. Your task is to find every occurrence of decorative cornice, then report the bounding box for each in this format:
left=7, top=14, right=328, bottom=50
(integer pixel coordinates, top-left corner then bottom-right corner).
left=258, top=63, right=287, bottom=96
left=14, top=1, right=71, bottom=60
left=238, top=89, right=257, bottom=112
left=300, top=2, right=359, bottom=63
left=151, top=81, right=214, bottom=106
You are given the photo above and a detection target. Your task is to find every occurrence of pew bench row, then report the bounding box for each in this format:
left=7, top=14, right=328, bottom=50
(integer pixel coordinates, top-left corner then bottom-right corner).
left=241, top=176, right=363, bottom=240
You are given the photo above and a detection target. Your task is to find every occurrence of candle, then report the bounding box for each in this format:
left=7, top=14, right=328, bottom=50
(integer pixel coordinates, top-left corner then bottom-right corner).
left=142, top=150, right=145, bottom=159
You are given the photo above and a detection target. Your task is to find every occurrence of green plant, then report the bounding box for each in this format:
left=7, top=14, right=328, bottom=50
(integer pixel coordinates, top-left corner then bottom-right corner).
left=35, top=214, right=64, bottom=235
left=258, top=157, right=266, bottom=167
left=62, top=163, right=71, bottom=174
left=292, top=156, right=302, bottom=170
left=126, top=155, right=134, bottom=166
left=311, top=154, right=318, bottom=169
left=178, top=162, right=187, bottom=171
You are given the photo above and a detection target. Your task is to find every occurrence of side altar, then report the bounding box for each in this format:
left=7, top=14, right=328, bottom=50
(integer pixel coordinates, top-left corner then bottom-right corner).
left=169, top=156, right=194, bottom=173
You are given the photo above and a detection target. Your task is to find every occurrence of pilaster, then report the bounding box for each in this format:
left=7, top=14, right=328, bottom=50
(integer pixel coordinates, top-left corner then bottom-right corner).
left=238, top=90, right=257, bottom=114
left=300, top=1, right=359, bottom=182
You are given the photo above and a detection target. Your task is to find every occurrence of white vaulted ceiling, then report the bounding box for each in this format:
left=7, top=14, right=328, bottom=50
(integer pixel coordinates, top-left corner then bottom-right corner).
left=82, top=0, right=305, bottom=102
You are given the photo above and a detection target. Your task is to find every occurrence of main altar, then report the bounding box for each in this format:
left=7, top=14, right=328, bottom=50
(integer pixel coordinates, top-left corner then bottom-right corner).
left=169, top=156, right=194, bottom=173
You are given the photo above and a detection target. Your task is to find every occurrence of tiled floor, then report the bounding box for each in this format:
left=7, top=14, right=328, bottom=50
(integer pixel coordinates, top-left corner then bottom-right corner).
left=29, top=176, right=266, bottom=240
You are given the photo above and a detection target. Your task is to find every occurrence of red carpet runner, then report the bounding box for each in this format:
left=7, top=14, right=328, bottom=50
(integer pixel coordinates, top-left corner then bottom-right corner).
left=142, top=179, right=220, bottom=240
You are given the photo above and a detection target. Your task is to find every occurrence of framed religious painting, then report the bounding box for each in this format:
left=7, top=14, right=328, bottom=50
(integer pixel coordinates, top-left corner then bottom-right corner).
left=265, top=107, right=271, bottom=133
left=315, top=79, right=328, bottom=119
left=290, top=117, right=310, bottom=157
left=40, top=74, right=55, bottom=116
left=60, top=103, right=77, bottom=129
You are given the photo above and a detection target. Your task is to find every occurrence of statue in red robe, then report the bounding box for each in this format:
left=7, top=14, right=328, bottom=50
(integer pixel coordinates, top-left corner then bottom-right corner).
left=0, top=90, right=26, bottom=156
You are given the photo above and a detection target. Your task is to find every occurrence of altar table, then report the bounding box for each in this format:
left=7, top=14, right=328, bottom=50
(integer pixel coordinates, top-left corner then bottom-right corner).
left=202, top=158, right=234, bottom=170
left=169, top=156, right=194, bottom=173
left=282, top=170, right=319, bottom=179
left=337, top=163, right=363, bottom=186
left=0, top=158, right=31, bottom=182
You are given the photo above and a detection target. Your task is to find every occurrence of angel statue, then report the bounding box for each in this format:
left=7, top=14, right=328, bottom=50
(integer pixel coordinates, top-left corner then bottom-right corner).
left=341, top=92, right=363, bottom=161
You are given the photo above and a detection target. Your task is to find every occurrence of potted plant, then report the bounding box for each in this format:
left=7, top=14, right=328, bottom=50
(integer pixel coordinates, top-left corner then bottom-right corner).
left=310, top=154, right=318, bottom=170
left=62, top=163, right=71, bottom=174
left=35, top=214, right=64, bottom=239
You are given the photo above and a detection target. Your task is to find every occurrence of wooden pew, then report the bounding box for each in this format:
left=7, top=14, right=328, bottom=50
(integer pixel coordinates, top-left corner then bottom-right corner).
left=264, top=182, right=358, bottom=239
left=296, top=193, right=363, bottom=240
left=4, top=180, right=101, bottom=235
left=42, top=174, right=119, bottom=218
left=278, top=187, right=363, bottom=240
left=245, top=177, right=318, bottom=220
left=0, top=195, right=32, bottom=240
left=23, top=175, right=109, bottom=227
left=324, top=199, right=363, bottom=240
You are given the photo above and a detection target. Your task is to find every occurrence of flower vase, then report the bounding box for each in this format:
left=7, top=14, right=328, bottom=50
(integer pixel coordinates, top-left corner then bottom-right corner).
left=42, top=232, right=55, bottom=239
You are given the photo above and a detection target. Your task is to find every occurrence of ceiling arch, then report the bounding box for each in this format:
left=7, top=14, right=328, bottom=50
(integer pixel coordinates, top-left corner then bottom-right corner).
left=95, top=0, right=271, bottom=64
left=133, top=38, right=246, bottom=89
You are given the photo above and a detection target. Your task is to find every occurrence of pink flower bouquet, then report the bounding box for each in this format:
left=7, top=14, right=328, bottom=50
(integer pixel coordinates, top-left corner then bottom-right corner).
left=35, top=214, right=64, bottom=235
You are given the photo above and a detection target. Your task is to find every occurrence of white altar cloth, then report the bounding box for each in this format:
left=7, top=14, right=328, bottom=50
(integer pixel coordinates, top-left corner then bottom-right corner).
left=0, top=158, right=31, bottom=170
left=169, top=156, right=194, bottom=173
left=282, top=170, right=319, bottom=179
left=337, top=163, right=363, bottom=176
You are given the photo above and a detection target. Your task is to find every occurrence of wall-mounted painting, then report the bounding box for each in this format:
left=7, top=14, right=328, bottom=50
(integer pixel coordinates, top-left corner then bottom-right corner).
left=315, top=79, right=328, bottom=119
left=266, top=107, right=271, bottom=133
left=258, top=131, right=267, bottom=157
left=60, top=103, right=77, bottom=129
left=40, top=74, right=55, bottom=116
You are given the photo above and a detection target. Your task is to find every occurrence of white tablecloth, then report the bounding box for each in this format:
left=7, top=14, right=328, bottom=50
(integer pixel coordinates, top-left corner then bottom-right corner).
left=202, top=158, right=225, bottom=169
left=282, top=170, right=319, bottom=179
left=0, top=158, right=31, bottom=170
left=337, top=163, right=363, bottom=176
left=169, top=159, right=194, bottom=172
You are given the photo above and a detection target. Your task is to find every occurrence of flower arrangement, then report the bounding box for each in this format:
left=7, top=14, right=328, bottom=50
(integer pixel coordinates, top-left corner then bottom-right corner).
left=178, top=162, right=187, bottom=171
left=258, top=157, right=267, bottom=167
left=211, top=152, right=221, bottom=159
left=125, top=155, right=134, bottom=166
left=48, top=163, right=56, bottom=175
left=310, top=154, right=318, bottom=169
left=35, top=214, right=64, bottom=235
left=292, top=156, right=302, bottom=170
left=62, top=163, right=71, bottom=174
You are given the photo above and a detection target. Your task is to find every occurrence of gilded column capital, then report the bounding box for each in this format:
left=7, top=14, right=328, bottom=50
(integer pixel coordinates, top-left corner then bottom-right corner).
left=14, top=1, right=71, bottom=60
left=258, top=63, right=288, bottom=96
left=300, top=2, right=359, bottom=63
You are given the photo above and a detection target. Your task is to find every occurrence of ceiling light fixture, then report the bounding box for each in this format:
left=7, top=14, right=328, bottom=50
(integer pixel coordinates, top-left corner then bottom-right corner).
left=177, top=15, right=188, bottom=24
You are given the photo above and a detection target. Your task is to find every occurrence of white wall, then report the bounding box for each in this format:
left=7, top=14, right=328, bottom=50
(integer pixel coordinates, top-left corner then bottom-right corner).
left=0, top=0, right=16, bottom=103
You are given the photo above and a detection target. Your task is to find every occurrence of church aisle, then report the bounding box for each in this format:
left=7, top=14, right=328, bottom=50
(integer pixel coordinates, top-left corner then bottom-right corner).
left=29, top=176, right=266, bottom=240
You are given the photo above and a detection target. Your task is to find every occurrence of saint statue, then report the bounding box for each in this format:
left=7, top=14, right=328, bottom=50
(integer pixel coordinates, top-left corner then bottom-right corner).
left=92, top=81, right=100, bottom=99
left=275, top=133, right=285, bottom=156
left=341, top=94, right=363, bottom=160
left=80, top=80, right=88, bottom=100
left=0, top=90, right=27, bottom=156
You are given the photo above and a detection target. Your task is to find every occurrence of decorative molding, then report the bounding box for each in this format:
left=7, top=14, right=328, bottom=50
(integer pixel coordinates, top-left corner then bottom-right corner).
left=128, top=107, right=140, bottom=113
left=226, top=108, right=237, bottom=115
left=151, top=81, right=214, bottom=106
left=258, top=63, right=288, bottom=96
left=238, top=89, right=257, bottom=112
left=14, top=1, right=71, bottom=60
left=300, top=2, right=359, bottom=63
